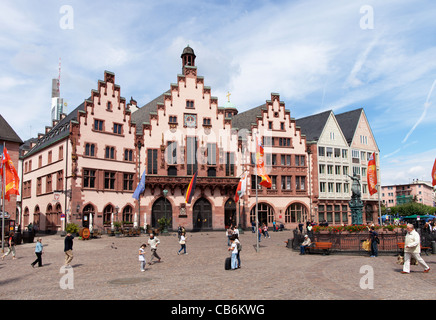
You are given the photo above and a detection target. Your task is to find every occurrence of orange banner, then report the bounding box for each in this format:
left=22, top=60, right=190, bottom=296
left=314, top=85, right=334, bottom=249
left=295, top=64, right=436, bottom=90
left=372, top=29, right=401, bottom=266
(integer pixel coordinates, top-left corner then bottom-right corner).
left=1, top=147, right=20, bottom=201
left=367, top=152, right=377, bottom=195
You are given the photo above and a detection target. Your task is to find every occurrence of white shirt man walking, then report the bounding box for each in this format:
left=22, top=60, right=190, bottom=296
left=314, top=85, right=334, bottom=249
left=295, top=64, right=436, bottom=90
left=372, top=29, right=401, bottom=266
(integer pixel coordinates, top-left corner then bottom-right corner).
left=402, top=224, right=430, bottom=274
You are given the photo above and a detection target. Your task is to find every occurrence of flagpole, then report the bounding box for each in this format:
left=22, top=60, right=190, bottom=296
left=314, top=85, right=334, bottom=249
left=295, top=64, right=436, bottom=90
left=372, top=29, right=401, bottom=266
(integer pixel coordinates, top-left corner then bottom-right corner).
left=2, top=142, right=5, bottom=254
left=255, top=133, right=259, bottom=253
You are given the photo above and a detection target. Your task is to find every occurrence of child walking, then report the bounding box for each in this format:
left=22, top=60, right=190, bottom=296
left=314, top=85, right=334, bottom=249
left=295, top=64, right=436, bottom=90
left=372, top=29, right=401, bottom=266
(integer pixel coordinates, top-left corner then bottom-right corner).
left=178, top=232, right=187, bottom=255
left=139, top=244, right=147, bottom=272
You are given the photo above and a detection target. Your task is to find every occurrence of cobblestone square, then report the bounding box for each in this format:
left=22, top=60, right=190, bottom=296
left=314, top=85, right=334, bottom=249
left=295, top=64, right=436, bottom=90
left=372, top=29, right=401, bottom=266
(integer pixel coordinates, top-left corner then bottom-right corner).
left=0, top=230, right=435, bottom=301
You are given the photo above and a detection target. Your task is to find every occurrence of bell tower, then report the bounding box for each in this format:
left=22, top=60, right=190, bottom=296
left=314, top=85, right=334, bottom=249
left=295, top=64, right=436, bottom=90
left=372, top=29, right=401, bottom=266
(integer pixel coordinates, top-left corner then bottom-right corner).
left=181, top=45, right=196, bottom=74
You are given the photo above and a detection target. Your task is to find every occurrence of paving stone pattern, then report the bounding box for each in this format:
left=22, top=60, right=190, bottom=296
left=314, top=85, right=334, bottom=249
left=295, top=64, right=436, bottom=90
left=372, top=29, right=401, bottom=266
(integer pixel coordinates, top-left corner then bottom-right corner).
left=0, top=230, right=434, bottom=300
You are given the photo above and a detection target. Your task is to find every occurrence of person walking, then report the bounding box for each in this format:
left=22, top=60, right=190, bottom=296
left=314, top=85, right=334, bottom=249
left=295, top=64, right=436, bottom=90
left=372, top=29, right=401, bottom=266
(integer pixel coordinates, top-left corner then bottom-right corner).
left=64, top=233, right=74, bottom=267
left=148, top=233, right=161, bottom=264
left=139, top=244, right=147, bottom=272
left=31, top=237, right=44, bottom=268
left=227, top=236, right=239, bottom=270
left=178, top=232, right=187, bottom=255
left=234, top=234, right=241, bottom=268
left=263, top=224, right=270, bottom=239
left=1, top=232, right=16, bottom=260
left=401, top=224, right=430, bottom=274
left=369, top=226, right=379, bottom=257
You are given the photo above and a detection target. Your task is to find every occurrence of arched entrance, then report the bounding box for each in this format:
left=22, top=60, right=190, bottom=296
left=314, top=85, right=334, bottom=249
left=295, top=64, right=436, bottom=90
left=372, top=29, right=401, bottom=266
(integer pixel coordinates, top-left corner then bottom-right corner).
left=285, top=203, right=308, bottom=223
left=250, top=203, right=274, bottom=226
left=192, top=198, right=212, bottom=231
left=151, top=197, right=172, bottom=229
left=225, top=198, right=236, bottom=229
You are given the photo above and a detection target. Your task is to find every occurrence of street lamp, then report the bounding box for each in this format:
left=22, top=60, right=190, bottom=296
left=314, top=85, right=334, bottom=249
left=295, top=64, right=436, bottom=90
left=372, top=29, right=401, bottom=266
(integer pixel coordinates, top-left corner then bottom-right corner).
left=163, top=189, right=169, bottom=233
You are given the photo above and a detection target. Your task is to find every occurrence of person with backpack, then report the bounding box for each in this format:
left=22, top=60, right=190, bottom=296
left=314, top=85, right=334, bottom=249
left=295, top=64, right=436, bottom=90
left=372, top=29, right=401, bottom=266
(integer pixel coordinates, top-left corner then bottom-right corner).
left=227, top=236, right=239, bottom=270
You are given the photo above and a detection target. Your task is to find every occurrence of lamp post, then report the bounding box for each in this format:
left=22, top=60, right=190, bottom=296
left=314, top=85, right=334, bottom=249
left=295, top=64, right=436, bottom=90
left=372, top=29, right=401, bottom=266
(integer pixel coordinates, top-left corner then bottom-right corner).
left=163, top=189, right=169, bottom=233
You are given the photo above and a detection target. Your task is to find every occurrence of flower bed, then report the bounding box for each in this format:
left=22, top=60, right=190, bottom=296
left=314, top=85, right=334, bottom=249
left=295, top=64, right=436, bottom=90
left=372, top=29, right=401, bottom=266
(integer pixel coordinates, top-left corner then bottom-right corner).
left=312, top=224, right=406, bottom=233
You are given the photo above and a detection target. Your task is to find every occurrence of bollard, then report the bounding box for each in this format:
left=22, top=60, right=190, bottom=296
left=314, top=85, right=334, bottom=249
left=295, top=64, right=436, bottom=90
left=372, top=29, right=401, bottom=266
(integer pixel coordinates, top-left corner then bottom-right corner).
left=431, top=241, right=436, bottom=254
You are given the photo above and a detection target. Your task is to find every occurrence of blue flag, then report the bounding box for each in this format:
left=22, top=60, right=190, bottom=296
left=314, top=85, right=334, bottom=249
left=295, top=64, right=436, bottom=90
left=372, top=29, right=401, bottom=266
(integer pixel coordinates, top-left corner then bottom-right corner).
left=132, top=170, right=146, bottom=200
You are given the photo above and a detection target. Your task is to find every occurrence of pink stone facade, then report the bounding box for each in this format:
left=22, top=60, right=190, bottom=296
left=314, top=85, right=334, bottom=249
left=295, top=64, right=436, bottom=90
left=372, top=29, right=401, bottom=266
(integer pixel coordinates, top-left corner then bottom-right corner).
left=19, top=47, right=380, bottom=233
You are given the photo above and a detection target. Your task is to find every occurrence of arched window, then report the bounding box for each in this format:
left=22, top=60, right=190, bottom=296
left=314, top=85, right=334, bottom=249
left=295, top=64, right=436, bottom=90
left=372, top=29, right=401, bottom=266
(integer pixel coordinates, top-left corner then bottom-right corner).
left=285, top=203, right=307, bottom=223
left=103, top=205, right=114, bottom=225
left=250, top=203, right=274, bottom=225
left=123, top=206, right=133, bottom=223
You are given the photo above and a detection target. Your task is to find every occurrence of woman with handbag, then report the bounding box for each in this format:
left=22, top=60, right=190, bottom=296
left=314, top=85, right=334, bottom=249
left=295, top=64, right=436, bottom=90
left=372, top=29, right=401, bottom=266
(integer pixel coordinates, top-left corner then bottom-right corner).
left=178, top=232, right=187, bottom=255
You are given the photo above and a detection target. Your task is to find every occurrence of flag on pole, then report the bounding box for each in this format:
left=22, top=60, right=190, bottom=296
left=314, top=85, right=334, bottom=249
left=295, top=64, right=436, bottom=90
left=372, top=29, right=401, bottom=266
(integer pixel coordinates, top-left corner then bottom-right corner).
left=432, top=158, right=436, bottom=186
left=367, top=152, right=378, bottom=195
left=235, top=171, right=247, bottom=202
left=256, top=137, right=272, bottom=188
left=132, top=170, right=146, bottom=200
left=0, top=147, right=20, bottom=201
left=185, top=171, right=198, bottom=204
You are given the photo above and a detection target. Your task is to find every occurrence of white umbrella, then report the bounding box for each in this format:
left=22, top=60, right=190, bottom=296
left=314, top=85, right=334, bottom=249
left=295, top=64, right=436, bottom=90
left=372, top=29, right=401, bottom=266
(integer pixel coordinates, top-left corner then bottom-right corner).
left=89, top=213, right=93, bottom=233
left=134, top=213, right=138, bottom=228
left=111, top=212, right=114, bottom=230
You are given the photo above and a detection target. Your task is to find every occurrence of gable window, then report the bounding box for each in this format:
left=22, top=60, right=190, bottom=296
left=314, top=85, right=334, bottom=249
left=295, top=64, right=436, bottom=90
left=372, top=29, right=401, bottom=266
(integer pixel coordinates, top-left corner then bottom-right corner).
left=94, top=119, right=104, bottom=131
left=113, top=123, right=122, bottom=135
left=186, top=100, right=194, bottom=109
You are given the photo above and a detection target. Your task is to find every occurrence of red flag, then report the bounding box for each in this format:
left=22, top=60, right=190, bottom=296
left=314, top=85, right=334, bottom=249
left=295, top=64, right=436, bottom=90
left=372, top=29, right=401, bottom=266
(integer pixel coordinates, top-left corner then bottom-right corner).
left=185, top=171, right=198, bottom=204
left=1, top=147, right=20, bottom=201
left=432, top=158, right=436, bottom=186
left=367, top=152, right=377, bottom=195
left=256, top=137, right=272, bottom=188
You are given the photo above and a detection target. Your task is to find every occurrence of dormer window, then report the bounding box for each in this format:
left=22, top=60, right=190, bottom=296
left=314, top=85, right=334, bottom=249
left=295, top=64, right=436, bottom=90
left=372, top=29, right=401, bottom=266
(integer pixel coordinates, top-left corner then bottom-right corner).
left=186, top=100, right=194, bottom=109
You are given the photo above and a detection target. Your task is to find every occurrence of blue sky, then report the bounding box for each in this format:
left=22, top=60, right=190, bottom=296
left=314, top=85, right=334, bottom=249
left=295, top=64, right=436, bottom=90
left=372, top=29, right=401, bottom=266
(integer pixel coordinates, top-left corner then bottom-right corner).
left=1, top=0, right=435, bottom=186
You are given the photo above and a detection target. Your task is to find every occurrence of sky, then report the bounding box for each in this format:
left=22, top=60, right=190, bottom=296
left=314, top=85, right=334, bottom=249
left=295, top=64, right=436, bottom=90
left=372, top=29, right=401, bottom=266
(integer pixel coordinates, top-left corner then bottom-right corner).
left=0, top=0, right=435, bottom=186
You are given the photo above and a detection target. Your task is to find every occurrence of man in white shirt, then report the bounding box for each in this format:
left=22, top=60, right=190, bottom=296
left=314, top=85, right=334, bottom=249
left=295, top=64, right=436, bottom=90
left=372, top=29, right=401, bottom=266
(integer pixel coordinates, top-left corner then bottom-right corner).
left=148, top=234, right=162, bottom=264
left=402, top=224, right=430, bottom=274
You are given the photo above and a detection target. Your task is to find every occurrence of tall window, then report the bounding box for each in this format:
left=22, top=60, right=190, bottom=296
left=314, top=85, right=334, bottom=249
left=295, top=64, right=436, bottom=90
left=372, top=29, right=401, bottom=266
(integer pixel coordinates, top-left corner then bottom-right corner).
left=83, top=169, right=96, bottom=188
left=46, top=174, right=52, bottom=193
left=85, top=143, right=95, bottom=157
left=225, top=152, right=235, bottom=176
left=124, top=149, right=133, bottom=162
left=295, top=176, right=306, bottom=190
left=123, top=173, right=134, bottom=191
left=103, top=205, right=113, bottom=225
left=281, top=176, right=292, bottom=190
left=147, top=149, right=158, bottom=174
left=207, top=143, right=216, bottom=165
left=167, top=141, right=178, bottom=165
left=56, top=170, right=63, bottom=190
left=104, top=171, right=116, bottom=190
left=105, top=146, right=115, bottom=159
left=123, top=206, right=133, bottom=223
left=186, top=137, right=197, bottom=175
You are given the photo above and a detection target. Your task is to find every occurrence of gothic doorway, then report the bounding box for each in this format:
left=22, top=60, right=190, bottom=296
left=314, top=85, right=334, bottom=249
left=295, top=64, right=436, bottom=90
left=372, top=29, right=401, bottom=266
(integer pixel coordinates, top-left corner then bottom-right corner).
left=192, top=198, right=212, bottom=231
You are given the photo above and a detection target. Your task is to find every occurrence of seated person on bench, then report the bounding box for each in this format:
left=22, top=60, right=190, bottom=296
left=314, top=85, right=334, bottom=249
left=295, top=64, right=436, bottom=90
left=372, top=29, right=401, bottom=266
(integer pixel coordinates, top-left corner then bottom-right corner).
left=300, top=235, right=312, bottom=255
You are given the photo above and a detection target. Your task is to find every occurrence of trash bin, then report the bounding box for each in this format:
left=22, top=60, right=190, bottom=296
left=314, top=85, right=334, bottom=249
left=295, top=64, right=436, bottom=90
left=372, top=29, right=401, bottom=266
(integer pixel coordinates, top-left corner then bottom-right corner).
left=431, top=241, right=436, bottom=254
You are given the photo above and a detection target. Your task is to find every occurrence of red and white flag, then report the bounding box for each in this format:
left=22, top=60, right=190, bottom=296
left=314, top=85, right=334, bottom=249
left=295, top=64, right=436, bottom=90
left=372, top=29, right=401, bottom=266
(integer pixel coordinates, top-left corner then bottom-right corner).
left=235, top=171, right=247, bottom=202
